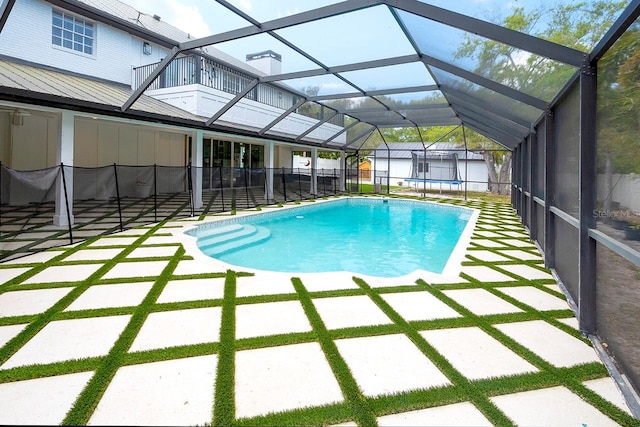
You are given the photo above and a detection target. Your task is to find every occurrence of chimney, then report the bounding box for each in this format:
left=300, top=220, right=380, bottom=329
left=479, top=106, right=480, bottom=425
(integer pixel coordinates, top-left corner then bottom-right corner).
left=246, top=50, right=282, bottom=75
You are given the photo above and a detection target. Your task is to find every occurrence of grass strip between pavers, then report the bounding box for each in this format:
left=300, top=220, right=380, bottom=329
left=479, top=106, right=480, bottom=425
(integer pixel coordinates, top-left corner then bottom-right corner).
left=414, top=278, right=640, bottom=426
left=291, top=276, right=378, bottom=427
left=0, top=226, right=164, bottom=367
left=1, top=195, right=637, bottom=426
left=233, top=401, right=353, bottom=427
left=212, top=270, right=238, bottom=426
left=352, top=277, right=515, bottom=426
left=62, top=235, right=185, bottom=425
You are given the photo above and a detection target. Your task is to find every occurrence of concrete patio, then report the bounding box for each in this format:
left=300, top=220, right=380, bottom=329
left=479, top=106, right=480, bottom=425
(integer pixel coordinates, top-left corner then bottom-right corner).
left=0, top=195, right=636, bottom=426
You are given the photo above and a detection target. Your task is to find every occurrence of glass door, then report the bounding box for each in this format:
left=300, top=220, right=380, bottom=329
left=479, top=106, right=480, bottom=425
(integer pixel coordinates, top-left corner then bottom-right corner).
left=202, top=138, right=212, bottom=189
left=213, top=140, right=232, bottom=188
left=233, top=143, right=248, bottom=187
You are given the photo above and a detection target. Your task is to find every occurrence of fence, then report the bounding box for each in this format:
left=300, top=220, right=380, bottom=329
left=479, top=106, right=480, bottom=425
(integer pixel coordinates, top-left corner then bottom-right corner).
left=1, top=161, right=503, bottom=262
left=0, top=164, right=345, bottom=262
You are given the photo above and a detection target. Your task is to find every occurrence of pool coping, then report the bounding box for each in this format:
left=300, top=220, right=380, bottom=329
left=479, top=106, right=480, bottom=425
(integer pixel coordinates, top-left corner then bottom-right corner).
left=170, top=196, right=480, bottom=285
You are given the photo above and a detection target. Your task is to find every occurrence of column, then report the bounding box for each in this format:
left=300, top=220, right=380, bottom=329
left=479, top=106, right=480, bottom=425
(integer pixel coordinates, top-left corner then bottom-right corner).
left=578, top=61, right=598, bottom=334
left=54, top=110, right=74, bottom=226
left=544, top=111, right=555, bottom=269
left=339, top=152, right=346, bottom=191
left=529, top=131, right=538, bottom=239
left=310, top=146, right=318, bottom=196
left=191, top=129, right=204, bottom=209
left=265, top=141, right=274, bottom=200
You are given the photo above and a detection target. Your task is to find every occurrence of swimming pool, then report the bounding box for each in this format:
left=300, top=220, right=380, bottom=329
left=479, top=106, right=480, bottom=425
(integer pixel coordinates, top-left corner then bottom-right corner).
left=185, top=198, right=477, bottom=278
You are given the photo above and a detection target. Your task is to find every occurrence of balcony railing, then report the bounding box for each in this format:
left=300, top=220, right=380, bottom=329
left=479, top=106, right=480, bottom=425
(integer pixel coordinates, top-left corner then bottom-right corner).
left=133, top=55, right=345, bottom=127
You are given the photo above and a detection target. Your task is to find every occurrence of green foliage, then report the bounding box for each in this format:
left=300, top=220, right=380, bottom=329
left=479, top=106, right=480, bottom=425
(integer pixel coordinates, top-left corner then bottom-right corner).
left=293, top=150, right=342, bottom=160
left=457, top=1, right=626, bottom=102
left=542, top=2, right=627, bottom=50
left=451, top=1, right=631, bottom=182
left=598, top=22, right=640, bottom=174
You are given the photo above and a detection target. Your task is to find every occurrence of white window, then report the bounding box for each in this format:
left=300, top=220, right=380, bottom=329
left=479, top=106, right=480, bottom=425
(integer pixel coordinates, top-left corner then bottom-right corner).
left=52, top=10, right=94, bottom=55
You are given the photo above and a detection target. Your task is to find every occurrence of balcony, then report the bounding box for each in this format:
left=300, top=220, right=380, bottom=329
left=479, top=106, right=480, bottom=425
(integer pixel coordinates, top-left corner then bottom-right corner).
left=133, top=55, right=346, bottom=143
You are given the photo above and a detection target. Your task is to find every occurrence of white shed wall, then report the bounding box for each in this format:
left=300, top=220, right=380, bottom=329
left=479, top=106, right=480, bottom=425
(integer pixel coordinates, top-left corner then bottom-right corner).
left=368, top=158, right=488, bottom=191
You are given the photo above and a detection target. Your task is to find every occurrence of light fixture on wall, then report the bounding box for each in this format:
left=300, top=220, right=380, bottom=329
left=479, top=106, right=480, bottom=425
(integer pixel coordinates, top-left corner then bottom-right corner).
left=11, top=109, right=31, bottom=126
left=143, top=42, right=152, bottom=55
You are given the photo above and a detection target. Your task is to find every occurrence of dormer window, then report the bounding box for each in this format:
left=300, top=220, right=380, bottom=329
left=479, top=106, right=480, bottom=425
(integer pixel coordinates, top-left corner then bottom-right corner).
left=52, top=10, right=94, bottom=55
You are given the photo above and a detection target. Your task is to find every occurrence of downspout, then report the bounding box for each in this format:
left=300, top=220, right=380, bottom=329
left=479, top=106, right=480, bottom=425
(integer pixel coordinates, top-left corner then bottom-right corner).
left=462, top=126, right=468, bottom=201
left=376, top=128, right=390, bottom=195
left=417, top=125, right=427, bottom=195
left=345, top=152, right=358, bottom=193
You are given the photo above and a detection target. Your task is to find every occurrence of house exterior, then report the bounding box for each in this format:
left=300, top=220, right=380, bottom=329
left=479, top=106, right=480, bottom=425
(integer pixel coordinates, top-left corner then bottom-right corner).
left=0, top=0, right=345, bottom=146
left=0, top=0, right=346, bottom=224
left=367, top=142, right=490, bottom=192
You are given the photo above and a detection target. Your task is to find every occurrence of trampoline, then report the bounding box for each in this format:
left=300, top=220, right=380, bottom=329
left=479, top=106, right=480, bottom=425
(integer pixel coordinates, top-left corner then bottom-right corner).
left=405, top=178, right=464, bottom=193
left=408, top=151, right=464, bottom=193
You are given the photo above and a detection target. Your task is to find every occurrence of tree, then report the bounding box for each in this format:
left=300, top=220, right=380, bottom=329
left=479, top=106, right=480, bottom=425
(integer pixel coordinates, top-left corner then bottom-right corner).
left=377, top=124, right=511, bottom=194
left=293, top=150, right=342, bottom=160
left=455, top=1, right=627, bottom=194
left=457, top=2, right=626, bottom=97
left=596, top=22, right=640, bottom=211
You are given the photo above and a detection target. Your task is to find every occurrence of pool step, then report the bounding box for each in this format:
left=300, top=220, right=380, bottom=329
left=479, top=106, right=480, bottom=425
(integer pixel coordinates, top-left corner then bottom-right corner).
left=198, top=224, right=271, bottom=255
left=197, top=223, right=252, bottom=246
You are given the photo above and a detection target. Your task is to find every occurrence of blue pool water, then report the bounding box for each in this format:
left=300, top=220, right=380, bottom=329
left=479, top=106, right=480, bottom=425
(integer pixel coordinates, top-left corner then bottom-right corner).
left=187, top=198, right=473, bottom=277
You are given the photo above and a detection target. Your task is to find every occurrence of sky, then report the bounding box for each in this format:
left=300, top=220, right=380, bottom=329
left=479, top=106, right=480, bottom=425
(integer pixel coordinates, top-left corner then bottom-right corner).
left=118, top=0, right=565, bottom=40
left=116, top=0, right=626, bottom=99
left=118, top=0, right=543, bottom=69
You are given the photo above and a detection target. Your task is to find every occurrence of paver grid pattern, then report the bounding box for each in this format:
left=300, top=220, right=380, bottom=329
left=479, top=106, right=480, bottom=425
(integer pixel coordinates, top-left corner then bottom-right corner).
left=0, top=186, right=324, bottom=262
left=0, top=195, right=637, bottom=426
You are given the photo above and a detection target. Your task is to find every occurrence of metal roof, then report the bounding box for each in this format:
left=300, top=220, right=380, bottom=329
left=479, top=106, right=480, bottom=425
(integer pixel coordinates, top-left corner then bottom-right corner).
left=1, top=0, right=638, bottom=152
left=0, top=57, right=205, bottom=123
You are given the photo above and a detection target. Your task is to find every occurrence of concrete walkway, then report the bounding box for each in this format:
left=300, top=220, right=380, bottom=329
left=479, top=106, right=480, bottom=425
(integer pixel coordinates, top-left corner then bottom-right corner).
left=0, top=196, right=636, bottom=426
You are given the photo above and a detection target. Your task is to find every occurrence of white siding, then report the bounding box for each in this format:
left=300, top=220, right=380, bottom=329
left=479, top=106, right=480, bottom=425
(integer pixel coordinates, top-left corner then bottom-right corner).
left=369, top=158, right=413, bottom=182
left=0, top=0, right=347, bottom=147
left=0, top=112, right=59, bottom=170
left=597, top=173, right=640, bottom=213
left=74, top=118, right=185, bottom=167
left=148, top=85, right=346, bottom=144
left=293, top=155, right=341, bottom=171
left=0, top=0, right=170, bottom=85
left=369, top=158, right=489, bottom=191
left=460, top=162, right=489, bottom=192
